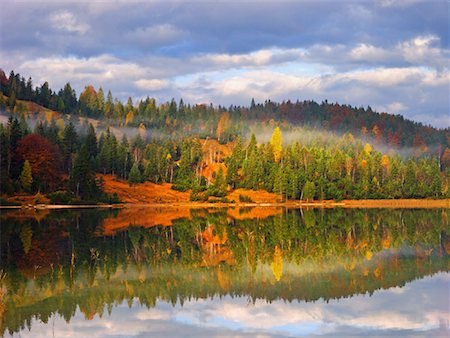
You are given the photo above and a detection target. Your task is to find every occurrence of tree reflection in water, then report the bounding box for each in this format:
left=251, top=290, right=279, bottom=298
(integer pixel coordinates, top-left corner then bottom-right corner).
left=0, top=207, right=448, bottom=336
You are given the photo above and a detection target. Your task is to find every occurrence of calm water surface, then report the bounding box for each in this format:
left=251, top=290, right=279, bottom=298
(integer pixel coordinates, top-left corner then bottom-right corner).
left=0, top=207, right=449, bottom=337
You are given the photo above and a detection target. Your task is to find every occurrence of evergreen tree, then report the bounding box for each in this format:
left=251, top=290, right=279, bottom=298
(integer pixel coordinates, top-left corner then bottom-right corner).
left=63, top=122, right=78, bottom=172
left=226, top=136, right=244, bottom=188
left=70, top=145, right=98, bottom=200
left=97, top=87, right=105, bottom=114
left=8, top=90, right=16, bottom=108
left=85, top=123, right=98, bottom=160
left=105, top=90, right=114, bottom=118
left=128, top=162, right=141, bottom=186
left=208, top=166, right=227, bottom=197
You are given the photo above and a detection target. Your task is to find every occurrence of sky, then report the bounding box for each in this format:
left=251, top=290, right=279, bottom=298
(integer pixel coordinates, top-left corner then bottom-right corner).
left=1, top=0, right=449, bottom=128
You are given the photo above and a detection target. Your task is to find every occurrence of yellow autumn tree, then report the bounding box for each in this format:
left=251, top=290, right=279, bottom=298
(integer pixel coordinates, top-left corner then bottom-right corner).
left=364, top=143, right=372, bottom=155
left=270, top=126, right=282, bottom=162
left=138, top=122, right=147, bottom=139
left=381, top=154, right=390, bottom=182
left=381, top=154, right=390, bottom=170
left=345, top=155, right=353, bottom=176
left=125, top=110, right=134, bottom=126
left=271, top=245, right=283, bottom=282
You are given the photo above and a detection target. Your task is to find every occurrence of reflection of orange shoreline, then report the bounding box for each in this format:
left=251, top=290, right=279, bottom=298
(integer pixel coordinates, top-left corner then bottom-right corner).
left=100, top=206, right=284, bottom=235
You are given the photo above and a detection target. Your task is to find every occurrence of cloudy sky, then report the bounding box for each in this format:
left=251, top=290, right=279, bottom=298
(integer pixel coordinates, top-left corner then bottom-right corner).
left=1, top=0, right=449, bottom=127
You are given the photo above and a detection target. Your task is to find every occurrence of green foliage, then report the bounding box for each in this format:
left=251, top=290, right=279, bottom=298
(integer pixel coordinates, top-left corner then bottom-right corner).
left=69, top=145, right=102, bottom=200
left=238, top=194, right=254, bottom=203
left=128, top=162, right=141, bottom=186
left=303, top=181, right=316, bottom=201
left=48, top=190, right=74, bottom=204
left=208, top=167, right=227, bottom=197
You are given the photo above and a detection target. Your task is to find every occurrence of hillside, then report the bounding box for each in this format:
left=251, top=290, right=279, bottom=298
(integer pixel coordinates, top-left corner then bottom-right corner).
left=1, top=69, right=448, bottom=153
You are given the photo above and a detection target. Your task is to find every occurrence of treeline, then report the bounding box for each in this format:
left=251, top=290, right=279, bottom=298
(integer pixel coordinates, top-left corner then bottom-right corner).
left=0, top=117, right=113, bottom=203
left=188, top=128, right=448, bottom=201
left=1, top=113, right=447, bottom=202
left=0, top=69, right=448, bottom=153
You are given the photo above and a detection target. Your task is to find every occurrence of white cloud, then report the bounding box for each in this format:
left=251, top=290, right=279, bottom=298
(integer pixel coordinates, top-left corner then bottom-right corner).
left=349, top=43, right=393, bottom=62
left=378, top=0, right=422, bottom=8
left=193, top=48, right=305, bottom=69
left=135, top=308, right=170, bottom=321
left=330, top=67, right=423, bottom=87
left=398, top=35, right=449, bottom=69
left=49, top=10, right=90, bottom=35
left=386, top=102, right=408, bottom=114
left=135, top=78, right=170, bottom=91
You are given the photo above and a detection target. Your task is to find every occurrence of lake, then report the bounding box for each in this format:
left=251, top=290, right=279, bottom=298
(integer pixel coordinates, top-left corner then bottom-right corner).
left=0, top=207, right=448, bottom=337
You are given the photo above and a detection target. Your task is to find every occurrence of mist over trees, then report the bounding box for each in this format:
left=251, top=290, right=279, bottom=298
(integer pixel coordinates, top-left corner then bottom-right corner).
left=0, top=70, right=449, bottom=203
left=1, top=69, right=448, bottom=153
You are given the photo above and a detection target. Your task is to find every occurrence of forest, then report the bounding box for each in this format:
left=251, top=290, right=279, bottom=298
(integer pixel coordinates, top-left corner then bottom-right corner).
left=0, top=69, right=449, bottom=203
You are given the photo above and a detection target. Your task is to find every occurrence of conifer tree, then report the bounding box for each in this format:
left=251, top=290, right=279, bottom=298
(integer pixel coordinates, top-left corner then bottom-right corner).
left=70, top=145, right=97, bottom=200
left=128, top=162, right=141, bottom=186
left=85, top=123, right=98, bottom=160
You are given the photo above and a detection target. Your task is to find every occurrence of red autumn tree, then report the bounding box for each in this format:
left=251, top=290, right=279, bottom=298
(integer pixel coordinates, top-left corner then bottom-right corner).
left=16, top=134, right=63, bottom=191
left=442, top=147, right=450, bottom=170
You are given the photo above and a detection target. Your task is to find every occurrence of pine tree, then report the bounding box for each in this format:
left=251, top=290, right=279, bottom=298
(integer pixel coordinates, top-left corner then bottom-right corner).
left=208, top=166, right=227, bottom=197
left=85, top=123, right=98, bottom=160
left=20, top=160, right=32, bottom=192
left=97, top=87, right=105, bottom=114
left=70, top=145, right=97, bottom=200
left=63, top=122, right=79, bottom=172
left=105, top=90, right=114, bottom=118
left=128, top=162, right=141, bottom=186
left=226, top=136, right=243, bottom=188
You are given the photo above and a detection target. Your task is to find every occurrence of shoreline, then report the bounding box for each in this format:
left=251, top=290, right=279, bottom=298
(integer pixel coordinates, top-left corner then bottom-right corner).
left=1, top=199, right=448, bottom=209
